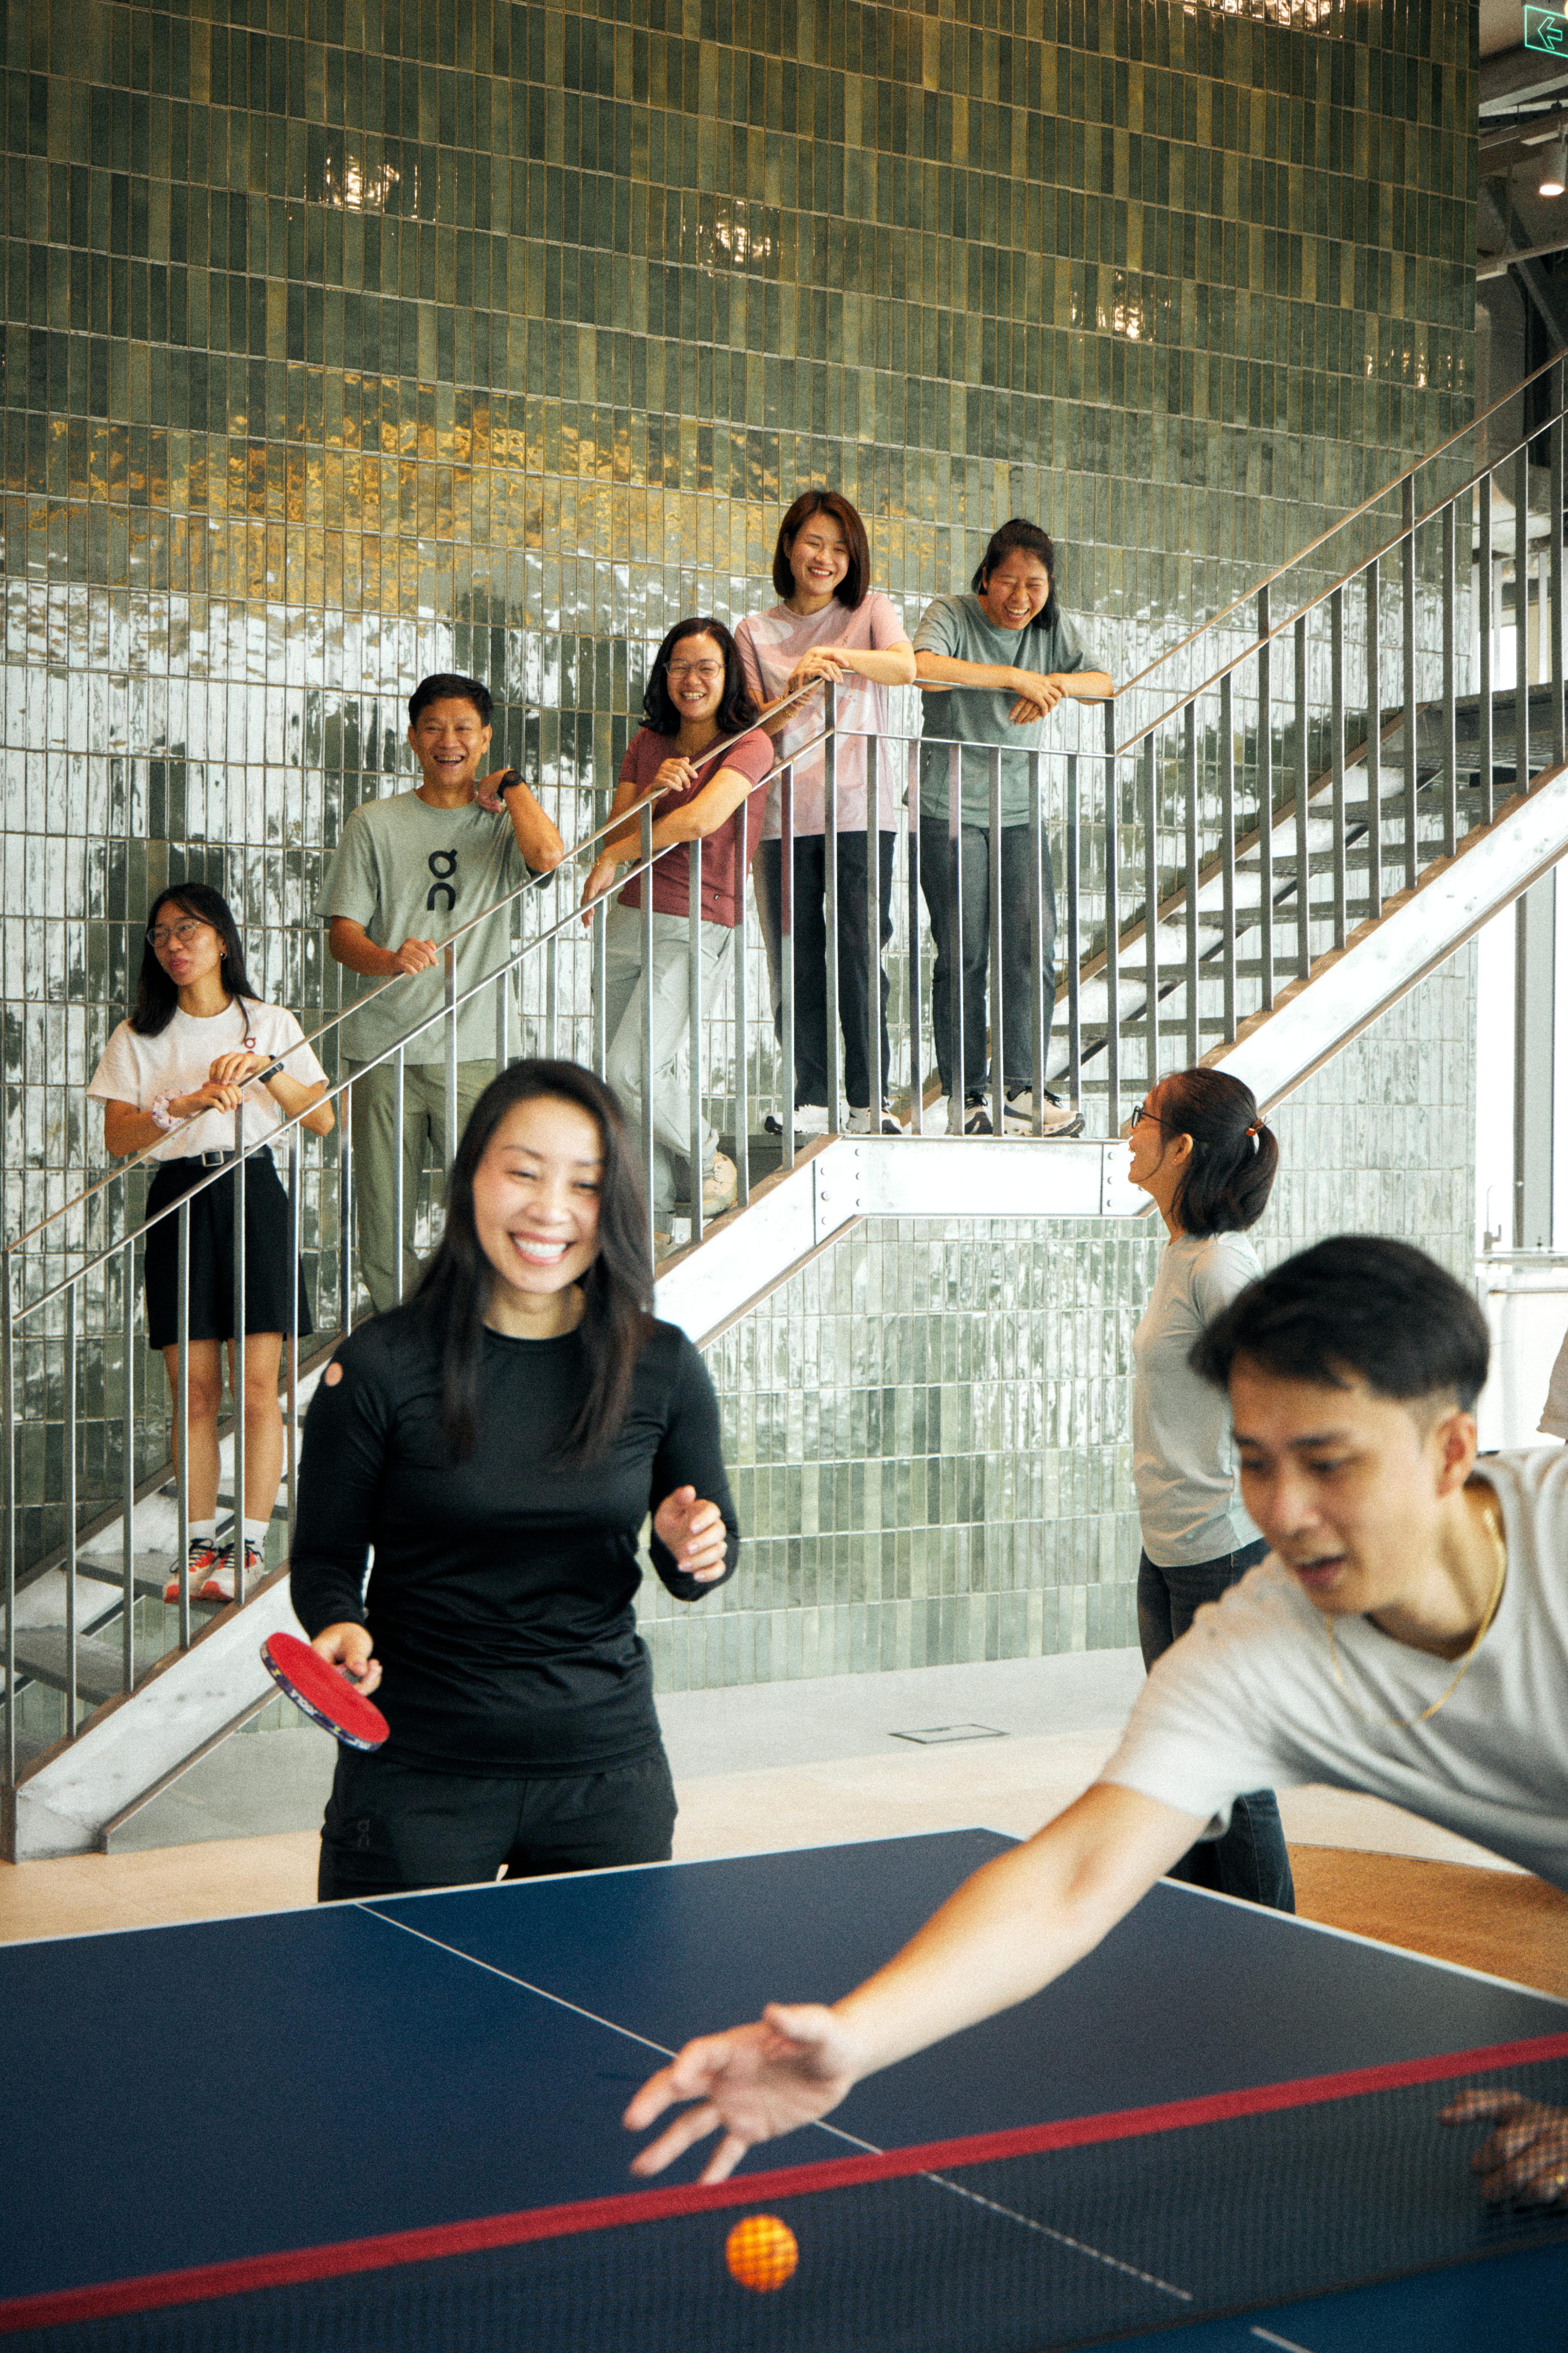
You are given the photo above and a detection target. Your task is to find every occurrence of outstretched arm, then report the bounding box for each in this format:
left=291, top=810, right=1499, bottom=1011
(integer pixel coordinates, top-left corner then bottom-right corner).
left=623, top=1780, right=1202, bottom=2182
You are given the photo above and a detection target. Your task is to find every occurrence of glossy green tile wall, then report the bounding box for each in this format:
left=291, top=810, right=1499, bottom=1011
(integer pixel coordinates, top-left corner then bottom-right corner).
left=3, top=0, right=1478, bottom=1632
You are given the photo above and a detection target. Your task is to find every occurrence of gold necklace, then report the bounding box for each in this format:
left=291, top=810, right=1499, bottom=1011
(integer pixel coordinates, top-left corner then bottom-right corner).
left=1325, top=1491, right=1508, bottom=1733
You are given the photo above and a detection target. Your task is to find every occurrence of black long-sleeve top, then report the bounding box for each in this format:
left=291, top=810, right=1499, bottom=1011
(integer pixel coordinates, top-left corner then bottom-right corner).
left=290, top=1307, right=739, bottom=1774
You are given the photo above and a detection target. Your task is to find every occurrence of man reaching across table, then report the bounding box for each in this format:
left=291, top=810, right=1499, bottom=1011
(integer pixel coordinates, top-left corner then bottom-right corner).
left=625, top=1236, right=1568, bottom=2206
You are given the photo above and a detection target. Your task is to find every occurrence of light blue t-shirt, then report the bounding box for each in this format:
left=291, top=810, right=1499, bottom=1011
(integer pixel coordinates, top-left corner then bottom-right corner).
left=914, top=591, right=1088, bottom=826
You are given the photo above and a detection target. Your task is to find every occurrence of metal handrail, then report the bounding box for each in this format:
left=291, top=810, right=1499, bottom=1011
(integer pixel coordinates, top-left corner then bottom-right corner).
left=1117, top=375, right=1568, bottom=760
left=6, top=679, right=822, bottom=1258
left=1113, top=343, right=1568, bottom=716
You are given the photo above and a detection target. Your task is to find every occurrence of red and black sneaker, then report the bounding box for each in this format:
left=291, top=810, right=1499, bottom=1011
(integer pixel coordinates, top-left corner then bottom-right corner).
left=164, top=1536, right=233, bottom=1604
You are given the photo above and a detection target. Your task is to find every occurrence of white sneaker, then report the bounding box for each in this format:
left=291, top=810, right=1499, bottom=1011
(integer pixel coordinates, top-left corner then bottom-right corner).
left=1004, top=1085, right=1084, bottom=1138
left=701, top=1151, right=739, bottom=1216
left=844, top=1106, right=902, bottom=1136
left=763, top=1104, right=829, bottom=1140
left=950, top=1093, right=993, bottom=1135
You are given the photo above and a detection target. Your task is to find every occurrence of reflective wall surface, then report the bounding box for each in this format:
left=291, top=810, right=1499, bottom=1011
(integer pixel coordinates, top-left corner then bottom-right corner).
left=5, top=0, right=1478, bottom=1654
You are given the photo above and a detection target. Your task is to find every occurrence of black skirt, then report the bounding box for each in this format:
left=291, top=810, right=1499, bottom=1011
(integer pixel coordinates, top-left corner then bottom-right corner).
left=143, top=1154, right=314, bottom=1350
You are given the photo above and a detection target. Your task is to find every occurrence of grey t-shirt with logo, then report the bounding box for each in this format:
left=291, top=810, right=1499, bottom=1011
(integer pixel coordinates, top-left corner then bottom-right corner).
left=914, top=591, right=1088, bottom=827
left=317, top=791, right=529, bottom=1066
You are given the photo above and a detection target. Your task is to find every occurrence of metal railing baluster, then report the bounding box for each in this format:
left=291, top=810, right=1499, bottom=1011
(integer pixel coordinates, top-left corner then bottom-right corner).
left=64, top=1284, right=77, bottom=1733
left=339, top=1079, right=355, bottom=1339
left=285, top=1135, right=299, bottom=1535
left=1401, top=477, right=1418, bottom=896
left=1184, top=699, right=1200, bottom=1063
left=443, top=944, right=459, bottom=1173
left=1103, top=700, right=1120, bottom=1134
left=2, top=1255, right=13, bottom=1784
left=392, top=1049, right=405, bottom=1305
left=1142, top=737, right=1159, bottom=1094
left=866, top=731, right=881, bottom=1131
left=591, top=897, right=607, bottom=1081
left=639, top=801, right=656, bottom=1258
left=1065, top=751, right=1081, bottom=1117
left=1515, top=441, right=1531, bottom=797
left=1219, top=671, right=1236, bottom=1036
left=1329, top=589, right=1346, bottom=949
left=1294, top=613, right=1310, bottom=978
left=176, top=1200, right=191, bottom=1649
left=824, top=680, right=841, bottom=1135
left=1480, top=474, right=1495, bottom=827
left=1553, top=362, right=1566, bottom=769
left=733, top=803, right=750, bottom=1207
left=122, top=1237, right=136, bottom=1691
left=232, top=1105, right=247, bottom=1608
left=989, top=748, right=1005, bottom=1140
left=780, top=764, right=796, bottom=1171
left=1257, top=586, right=1274, bottom=1013
left=1441, top=504, right=1457, bottom=861
left=1029, top=751, right=1047, bottom=1135
left=951, top=745, right=967, bottom=1127
left=1365, top=555, right=1382, bottom=923
left=545, top=931, right=559, bottom=1062
left=688, top=829, right=705, bottom=1248
left=906, top=754, right=924, bottom=1136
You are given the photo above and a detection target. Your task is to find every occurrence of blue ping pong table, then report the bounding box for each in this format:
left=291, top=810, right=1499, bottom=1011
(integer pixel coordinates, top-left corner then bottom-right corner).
left=2, top=1829, right=1567, bottom=2350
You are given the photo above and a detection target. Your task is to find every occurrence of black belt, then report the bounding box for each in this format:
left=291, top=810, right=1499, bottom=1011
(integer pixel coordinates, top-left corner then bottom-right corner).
left=167, top=1148, right=272, bottom=1170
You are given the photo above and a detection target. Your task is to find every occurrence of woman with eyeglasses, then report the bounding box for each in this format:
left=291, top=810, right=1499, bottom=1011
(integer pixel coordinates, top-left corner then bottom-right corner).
left=87, top=884, right=333, bottom=1600
left=1125, top=1065, right=1294, bottom=1911
left=581, top=618, right=774, bottom=1247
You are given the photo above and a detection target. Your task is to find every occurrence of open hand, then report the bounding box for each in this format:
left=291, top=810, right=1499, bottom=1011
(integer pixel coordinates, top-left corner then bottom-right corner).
left=653, top=1486, right=728, bottom=1580
left=1442, top=2088, right=1568, bottom=2206
left=311, top=1621, right=382, bottom=1698
left=624, top=2003, right=864, bottom=2183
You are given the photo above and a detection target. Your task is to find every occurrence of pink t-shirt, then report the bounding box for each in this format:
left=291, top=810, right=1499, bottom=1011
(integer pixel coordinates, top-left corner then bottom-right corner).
left=614, top=725, right=775, bottom=928
left=734, top=592, right=911, bottom=837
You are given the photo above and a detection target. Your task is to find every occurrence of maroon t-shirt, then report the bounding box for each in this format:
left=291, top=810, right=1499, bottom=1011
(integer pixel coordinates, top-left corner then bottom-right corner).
left=615, top=725, right=775, bottom=928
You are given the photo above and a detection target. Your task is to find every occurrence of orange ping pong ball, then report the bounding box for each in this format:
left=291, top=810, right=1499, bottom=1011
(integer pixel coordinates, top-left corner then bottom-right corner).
left=724, top=2213, right=799, bottom=2292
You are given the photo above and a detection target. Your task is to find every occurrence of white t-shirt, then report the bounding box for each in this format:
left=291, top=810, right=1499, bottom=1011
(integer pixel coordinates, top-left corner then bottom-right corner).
left=87, top=1001, right=328, bottom=1161
left=1099, top=1447, right=1568, bottom=1890
left=1132, top=1231, right=1263, bottom=1567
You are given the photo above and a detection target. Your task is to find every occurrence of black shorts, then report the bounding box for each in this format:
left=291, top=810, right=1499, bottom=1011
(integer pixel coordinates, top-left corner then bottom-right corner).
left=316, top=1745, right=678, bottom=1901
left=143, top=1153, right=314, bottom=1351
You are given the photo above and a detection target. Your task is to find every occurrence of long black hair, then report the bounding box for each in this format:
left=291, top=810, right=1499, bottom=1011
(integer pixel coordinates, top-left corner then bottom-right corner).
left=1152, top=1066, right=1278, bottom=1238
left=412, top=1059, right=654, bottom=1464
left=132, top=883, right=261, bottom=1038
left=641, top=617, right=759, bottom=741
left=970, top=518, right=1060, bottom=632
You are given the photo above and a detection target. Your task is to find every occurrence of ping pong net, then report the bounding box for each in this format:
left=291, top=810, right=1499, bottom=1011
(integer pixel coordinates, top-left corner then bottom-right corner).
left=6, top=2031, right=1568, bottom=2350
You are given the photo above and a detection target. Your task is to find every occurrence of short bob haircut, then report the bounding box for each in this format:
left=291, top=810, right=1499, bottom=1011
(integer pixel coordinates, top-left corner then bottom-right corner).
left=971, top=518, right=1060, bottom=632
left=1147, top=1067, right=1278, bottom=1240
left=408, top=673, right=493, bottom=729
left=641, top=617, right=759, bottom=742
left=133, top=883, right=262, bottom=1039
left=1191, top=1236, right=1490, bottom=1415
left=771, top=489, right=871, bottom=609
left=412, top=1058, right=654, bottom=1464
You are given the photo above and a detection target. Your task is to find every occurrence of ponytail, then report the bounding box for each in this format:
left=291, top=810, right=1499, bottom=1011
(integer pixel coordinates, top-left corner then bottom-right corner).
left=1160, top=1067, right=1278, bottom=1237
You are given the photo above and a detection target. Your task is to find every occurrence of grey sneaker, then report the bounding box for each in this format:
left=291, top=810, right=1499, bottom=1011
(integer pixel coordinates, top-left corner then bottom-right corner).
left=951, top=1091, right=993, bottom=1135
left=1004, top=1085, right=1084, bottom=1138
left=844, top=1106, right=902, bottom=1135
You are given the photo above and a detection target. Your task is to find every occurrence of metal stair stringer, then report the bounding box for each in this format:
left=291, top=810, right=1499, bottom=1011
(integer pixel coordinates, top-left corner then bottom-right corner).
left=1214, top=757, right=1568, bottom=1112
left=4, top=1565, right=300, bottom=1862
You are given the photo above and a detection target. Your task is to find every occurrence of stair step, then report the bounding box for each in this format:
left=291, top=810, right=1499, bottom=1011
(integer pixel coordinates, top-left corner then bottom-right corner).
left=11, top=1630, right=132, bottom=1707
left=74, top=1553, right=225, bottom=1608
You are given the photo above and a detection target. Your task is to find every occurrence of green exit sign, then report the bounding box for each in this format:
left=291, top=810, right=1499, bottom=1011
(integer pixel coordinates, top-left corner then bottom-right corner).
left=1526, top=4, right=1568, bottom=53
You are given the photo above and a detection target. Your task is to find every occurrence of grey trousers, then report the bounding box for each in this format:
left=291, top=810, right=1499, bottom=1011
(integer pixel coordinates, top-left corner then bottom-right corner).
left=347, top=1056, right=494, bottom=1316
left=602, top=905, right=734, bottom=1216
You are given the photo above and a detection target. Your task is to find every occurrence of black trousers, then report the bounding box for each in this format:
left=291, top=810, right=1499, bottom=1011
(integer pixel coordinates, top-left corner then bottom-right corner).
left=755, top=832, right=895, bottom=1110
left=316, top=1744, right=678, bottom=1900
left=1137, top=1541, right=1296, bottom=1913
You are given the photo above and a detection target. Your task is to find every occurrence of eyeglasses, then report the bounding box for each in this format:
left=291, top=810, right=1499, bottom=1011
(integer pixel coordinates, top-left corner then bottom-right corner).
left=667, top=660, right=724, bottom=683
left=1131, top=1100, right=1167, bottom=1130
left=147, top=918, right=209, bottom=950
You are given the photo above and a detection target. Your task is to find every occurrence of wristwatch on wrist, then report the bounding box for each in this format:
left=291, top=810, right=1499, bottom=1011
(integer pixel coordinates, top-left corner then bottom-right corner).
left=149, top=1093, right=179, bottom=1133
left=493, top=769, right=524, bottom=796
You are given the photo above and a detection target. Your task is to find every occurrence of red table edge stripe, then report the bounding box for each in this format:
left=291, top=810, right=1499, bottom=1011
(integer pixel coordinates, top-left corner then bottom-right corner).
left=7, top=2027, right=1568, bottom=2335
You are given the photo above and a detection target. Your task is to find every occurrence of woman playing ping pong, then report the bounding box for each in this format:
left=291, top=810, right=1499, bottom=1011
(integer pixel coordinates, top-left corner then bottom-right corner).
left=291, top=1058, right=740, bottom=1896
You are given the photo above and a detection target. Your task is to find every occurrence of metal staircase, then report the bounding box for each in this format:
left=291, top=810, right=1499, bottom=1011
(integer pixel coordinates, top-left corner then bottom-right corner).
left=9, top=355, right=1568, bottom=1859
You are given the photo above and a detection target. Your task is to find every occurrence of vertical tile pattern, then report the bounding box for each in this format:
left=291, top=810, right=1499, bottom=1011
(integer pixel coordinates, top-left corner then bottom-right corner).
left=3, top=0, right=1476, bottom=1584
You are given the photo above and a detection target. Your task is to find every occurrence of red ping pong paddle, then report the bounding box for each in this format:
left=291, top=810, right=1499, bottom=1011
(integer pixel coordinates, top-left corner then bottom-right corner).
left=261, top=1631, right=389, bottom=1751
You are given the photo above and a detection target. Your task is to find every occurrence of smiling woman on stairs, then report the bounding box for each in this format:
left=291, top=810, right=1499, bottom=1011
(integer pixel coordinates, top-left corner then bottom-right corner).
left=87, top=882, right=334, bottom=1601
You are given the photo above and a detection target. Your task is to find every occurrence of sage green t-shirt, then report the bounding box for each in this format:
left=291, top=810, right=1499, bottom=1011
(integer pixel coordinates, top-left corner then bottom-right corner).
left=914, top=591, right=1088, bottom=827
left=317, top=790, right=530, bottom=1066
